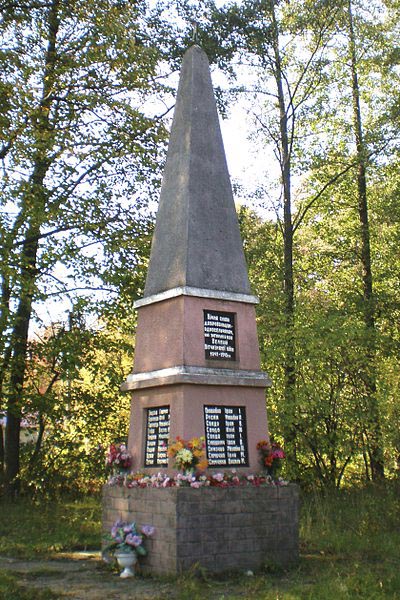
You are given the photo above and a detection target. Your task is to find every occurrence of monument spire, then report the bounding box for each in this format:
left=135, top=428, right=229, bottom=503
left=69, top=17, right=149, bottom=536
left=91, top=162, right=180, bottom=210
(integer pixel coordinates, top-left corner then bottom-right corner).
left=143, top=45, right=252, bottom=300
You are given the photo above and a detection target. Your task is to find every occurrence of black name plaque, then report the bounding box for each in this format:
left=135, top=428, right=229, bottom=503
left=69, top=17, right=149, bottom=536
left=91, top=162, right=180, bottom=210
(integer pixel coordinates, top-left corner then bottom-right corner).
left=204, top=405, right=249, bottom=467
left=144, top=405, right=170, bottom=467
left=204, top=310, right=236, bottom=360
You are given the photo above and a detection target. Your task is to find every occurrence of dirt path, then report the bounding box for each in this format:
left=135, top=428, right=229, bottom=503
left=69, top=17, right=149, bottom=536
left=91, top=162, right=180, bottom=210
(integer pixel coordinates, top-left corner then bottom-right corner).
left=0, top=553, right=178, bottom=600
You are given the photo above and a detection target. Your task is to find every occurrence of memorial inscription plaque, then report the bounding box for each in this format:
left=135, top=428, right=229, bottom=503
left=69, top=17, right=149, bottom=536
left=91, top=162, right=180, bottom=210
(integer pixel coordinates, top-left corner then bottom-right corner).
left=204, top=405, right=249, bottom=466
left=144, top=406, right=170, bottom=467
left=204, top=310, right=236, bottom=360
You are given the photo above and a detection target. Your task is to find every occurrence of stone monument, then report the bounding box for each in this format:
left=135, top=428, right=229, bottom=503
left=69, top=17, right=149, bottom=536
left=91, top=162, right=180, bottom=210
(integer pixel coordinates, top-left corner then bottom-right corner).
left=122, top=44, right=271, bottom=472
left=102, top=44, right=298, bottom=575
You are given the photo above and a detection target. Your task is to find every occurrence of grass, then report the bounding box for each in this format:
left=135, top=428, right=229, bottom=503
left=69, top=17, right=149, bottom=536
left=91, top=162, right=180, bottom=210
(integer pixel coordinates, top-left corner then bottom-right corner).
left=0, top=571, right=57, bottom=599
left=0, top=495, right=101, bottom=558
left=164, top=482, right=400, bottom=599
left=0, top=483, right=399, bottom=599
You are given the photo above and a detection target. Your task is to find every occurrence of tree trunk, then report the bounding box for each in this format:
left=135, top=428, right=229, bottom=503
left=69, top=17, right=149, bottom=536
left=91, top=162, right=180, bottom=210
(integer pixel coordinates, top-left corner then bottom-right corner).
left=28, top=413, right=46, bottom=469
left=4, top=220, right=42, bottom=493
left=270, top=4, right=298, bottom=475
left=0, top=423, right=4, bottom=483
left=348, top=0, right=384, bottom=479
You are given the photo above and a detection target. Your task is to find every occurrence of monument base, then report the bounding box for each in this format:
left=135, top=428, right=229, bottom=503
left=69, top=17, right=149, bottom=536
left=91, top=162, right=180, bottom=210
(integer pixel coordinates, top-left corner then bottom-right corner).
left=102, top=484, right=299, bottom=575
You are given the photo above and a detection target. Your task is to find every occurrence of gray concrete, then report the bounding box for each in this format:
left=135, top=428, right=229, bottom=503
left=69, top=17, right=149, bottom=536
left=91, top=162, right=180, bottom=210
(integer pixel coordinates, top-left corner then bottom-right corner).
left=102, top=485, right=299, bottom=575
left=144, top=45, right=252, bottom=298
left=134, top=286, right=259, bottom=309
left=121, top=365, right=271, bottom=392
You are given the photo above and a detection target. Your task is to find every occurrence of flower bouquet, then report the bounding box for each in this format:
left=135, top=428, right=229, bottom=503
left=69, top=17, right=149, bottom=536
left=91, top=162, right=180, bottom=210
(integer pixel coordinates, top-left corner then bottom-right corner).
left=167, top=436, right=208, bottom=475
left=105, top=520, right=155, bottom=556
left=106, top=443, right=132, bottom=476
left=256, top=439, right=285, bottom=479
left=103, top=520, right=155, bottom=577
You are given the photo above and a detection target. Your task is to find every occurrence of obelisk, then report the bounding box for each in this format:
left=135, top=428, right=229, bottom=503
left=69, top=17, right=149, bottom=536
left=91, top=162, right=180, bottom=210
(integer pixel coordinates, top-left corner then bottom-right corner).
left=122, top=44, right=271, bottom=473
left=103, top=45, right=299, bottom=575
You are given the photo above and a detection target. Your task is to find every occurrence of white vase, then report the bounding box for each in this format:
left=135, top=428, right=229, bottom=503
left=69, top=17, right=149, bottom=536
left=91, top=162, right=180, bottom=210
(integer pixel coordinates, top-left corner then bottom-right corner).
left=115, top=552, right=137, bottom=578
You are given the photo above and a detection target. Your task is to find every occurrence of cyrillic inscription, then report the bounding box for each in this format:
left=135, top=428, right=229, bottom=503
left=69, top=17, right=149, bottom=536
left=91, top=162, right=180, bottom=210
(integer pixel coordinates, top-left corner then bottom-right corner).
left=204, top=310, right=236, bottom=360
left=204, top=405, right=248, bottom=467
left=144, top=406, right=170, bottom=467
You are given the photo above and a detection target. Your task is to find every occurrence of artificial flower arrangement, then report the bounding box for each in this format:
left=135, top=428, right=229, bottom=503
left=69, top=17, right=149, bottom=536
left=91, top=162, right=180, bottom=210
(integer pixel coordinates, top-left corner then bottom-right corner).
left=106, top=443, right=132, bottom=475
left=167, top=436, right=208, bottom=474
left=256, top=439, right=285, bottom=478
left=104, top=520, right=155, bottom=558
left=105, top=436, right=288, bottom=488
left=107, top=470, right=288, bottom=489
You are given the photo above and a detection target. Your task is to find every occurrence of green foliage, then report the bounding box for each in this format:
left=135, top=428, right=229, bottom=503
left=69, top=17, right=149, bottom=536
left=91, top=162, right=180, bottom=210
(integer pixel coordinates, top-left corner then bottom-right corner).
left=301, top=482, right=400, bottom=559
left=0, top=0, right=170, bottom=491
left=18, top=317, right=133, bottom=496
left=1, top=0, right=399, bottom=493
left=240, top=169, right=400, bottom=486
left=228, top=0, right=400, bottom=485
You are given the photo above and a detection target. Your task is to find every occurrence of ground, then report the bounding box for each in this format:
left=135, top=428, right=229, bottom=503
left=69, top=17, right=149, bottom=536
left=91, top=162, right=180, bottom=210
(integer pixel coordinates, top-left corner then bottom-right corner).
left=0, top=553, right=176, bottom=600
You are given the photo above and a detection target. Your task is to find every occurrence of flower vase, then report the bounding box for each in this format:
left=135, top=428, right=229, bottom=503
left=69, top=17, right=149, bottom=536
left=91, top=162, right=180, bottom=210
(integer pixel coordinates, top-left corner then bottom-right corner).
left=184, top=468, right=195, bottom=478
left=115, top=552, right=137, bottom=578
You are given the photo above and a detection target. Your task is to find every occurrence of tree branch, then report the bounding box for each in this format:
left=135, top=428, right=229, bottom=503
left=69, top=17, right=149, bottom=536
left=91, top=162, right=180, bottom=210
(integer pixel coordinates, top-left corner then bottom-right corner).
left=293, top=139, right=392, bottom=233
left=293, top=161, right=356, bottom=234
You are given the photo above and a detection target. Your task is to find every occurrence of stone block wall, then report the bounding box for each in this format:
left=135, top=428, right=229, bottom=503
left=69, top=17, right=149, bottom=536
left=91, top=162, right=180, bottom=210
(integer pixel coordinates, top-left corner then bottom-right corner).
left=102, top=485, right=299, bottom=575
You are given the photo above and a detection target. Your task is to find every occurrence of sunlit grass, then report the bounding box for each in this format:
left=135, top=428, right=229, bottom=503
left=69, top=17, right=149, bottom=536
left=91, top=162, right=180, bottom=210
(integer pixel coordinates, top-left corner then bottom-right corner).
left=301, top=481, right=400, bottom=559
left=0, top=496, right=101, bottom=558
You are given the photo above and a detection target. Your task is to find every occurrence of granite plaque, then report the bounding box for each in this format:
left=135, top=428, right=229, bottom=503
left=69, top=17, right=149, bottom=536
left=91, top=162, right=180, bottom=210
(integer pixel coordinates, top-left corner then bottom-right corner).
left=144, top=406, right=170, bottom=467
left=204, top=310, right=236, bottom=360
left=204, top=405, right=248, bottom=467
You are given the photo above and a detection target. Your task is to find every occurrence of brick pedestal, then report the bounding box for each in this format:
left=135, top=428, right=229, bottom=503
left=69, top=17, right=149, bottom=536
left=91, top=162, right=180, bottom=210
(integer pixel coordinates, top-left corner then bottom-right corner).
left=102, top=485, right=299, bottom=574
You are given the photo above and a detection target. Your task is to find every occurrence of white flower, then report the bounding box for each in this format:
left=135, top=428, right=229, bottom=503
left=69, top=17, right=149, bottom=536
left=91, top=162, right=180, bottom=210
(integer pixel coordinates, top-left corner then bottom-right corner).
left=177, top=449, right=193, bottom=463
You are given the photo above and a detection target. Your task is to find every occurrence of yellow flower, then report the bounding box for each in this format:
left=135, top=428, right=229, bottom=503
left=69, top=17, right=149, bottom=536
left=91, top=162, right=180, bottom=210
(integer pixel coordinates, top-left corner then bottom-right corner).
left=168, top=438, right=185, bottom=456
left=189, top=437, right=201, bottom=449
left=197, top=459, right=208, bottom=471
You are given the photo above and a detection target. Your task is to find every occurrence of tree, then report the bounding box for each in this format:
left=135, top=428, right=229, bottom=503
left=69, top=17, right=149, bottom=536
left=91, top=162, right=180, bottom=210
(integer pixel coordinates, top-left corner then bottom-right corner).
left=19, top=313, right=134, bottom=496
left=345, top=0, right=384, bottom=477
left=0, top=0, right=168, bottom=493
left=298, top=0, right=400, bottom=480
left=203, top=0, right=399, bottom=482
left=201, top=0, right=343, bottom=476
